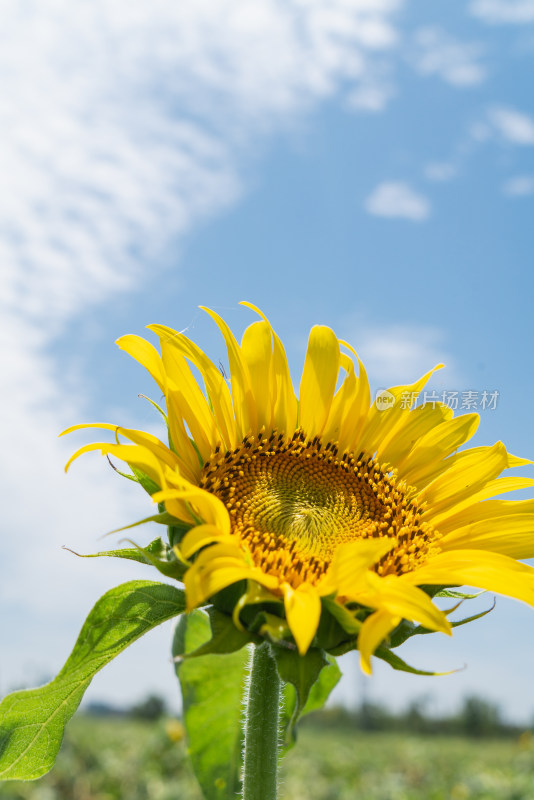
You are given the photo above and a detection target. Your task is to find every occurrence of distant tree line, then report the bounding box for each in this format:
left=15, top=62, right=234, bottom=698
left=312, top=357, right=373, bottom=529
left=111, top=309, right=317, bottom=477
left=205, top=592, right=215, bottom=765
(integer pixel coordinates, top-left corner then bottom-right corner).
left=86, top=693, right=168, bottom=722
left=84, top=692, right=527, bottom=738
left=304, top=696, right=526, bottom=738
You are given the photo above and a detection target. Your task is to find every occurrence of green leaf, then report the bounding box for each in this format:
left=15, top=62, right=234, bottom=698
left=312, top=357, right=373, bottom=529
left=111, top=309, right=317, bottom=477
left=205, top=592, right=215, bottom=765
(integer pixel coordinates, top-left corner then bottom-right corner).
left=0, top=581, right=185, bottom=781
left=273, top=647, right=341, bottom=750
left=173, top=610, right=249, bottom=800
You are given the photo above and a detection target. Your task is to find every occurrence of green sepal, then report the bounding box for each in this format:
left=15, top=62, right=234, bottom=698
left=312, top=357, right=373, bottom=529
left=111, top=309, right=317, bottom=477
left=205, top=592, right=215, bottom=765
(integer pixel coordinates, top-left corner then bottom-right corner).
left=251, top=611, right=291, bottom=644
left=65, top=537, right=187, bottom=581
left=434, top=588, right=486, bottom=600
left=412, top=598, right=497, bottom=637
left=173, top=610, right=248, bottom=800
left=387, top=619, right=419, bottom=648
left=419, top=584, right=484, bottom=600
left=325, top=636, right=359, bottom=657
left=178, top=608, right=254, bottom=659
left=107, top=511, right=179, bottom=534
left=374, top=645, right=447, bottom=676
left=63, top=536, right=167, bottom=565
left=321, top=596, right=362, bottom=636
left=273, top=646, right=341, bottom=751
left=168, top=518, right=195, bottom=548
left=130, top=465, right=161, bottom=496
left=189, top=437, right=205, bottom=469
left=122, top=538, right=188, bottom=581
left=315, top=598, right=359, bottom=652
left=0, top=581, right=185, bottom=781
left=450, top=598, right=496, bottom=627
left=138, top=393, right=168, bottom=425
left=210, top=580, right=248, bottom=616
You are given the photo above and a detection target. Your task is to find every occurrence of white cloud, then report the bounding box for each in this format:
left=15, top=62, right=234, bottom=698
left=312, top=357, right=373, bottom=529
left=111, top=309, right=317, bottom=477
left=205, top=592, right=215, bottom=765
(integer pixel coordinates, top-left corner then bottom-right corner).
left=342, top=320, right=458, bottom=389
left=347, top=83, right=393, bottom=111
left=470, top=0, right=534, bottom=24
left=0, top=0, right=405, bottom=702
left=503, top=175, right=534, bottom=196
left=488, top=106, right=534, bottom=144
left=408, top=27, right=487, bottom=87
left=470, top=121, right=492, bottom=142
left=0, top=0, right=403, bottom=332
left=424, top=162, right=457, bottom=181
left=365, top=181, right=431, bottom=221
left=346, top=59, right=395, bottom=111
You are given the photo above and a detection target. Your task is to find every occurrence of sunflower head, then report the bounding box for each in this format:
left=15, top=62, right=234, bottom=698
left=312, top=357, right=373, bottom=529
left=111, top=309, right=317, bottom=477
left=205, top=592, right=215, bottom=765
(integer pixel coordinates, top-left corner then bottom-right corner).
left=64, top=302, right=534, bottom=674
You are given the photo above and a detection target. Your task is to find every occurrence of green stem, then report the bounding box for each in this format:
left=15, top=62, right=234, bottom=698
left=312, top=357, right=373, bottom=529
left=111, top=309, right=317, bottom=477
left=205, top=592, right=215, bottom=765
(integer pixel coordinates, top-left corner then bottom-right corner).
left=242, top=642, right=280, bottom=800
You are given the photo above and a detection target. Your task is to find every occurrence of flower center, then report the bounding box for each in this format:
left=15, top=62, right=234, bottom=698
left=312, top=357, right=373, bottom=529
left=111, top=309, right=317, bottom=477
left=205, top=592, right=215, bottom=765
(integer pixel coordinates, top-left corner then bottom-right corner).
left=200, top=429, right=440, bottom=587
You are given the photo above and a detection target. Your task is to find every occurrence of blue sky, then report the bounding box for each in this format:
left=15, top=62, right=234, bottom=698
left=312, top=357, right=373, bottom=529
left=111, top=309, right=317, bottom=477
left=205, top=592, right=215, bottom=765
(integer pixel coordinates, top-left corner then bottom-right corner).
left=1, top=0, right=534, bottom=721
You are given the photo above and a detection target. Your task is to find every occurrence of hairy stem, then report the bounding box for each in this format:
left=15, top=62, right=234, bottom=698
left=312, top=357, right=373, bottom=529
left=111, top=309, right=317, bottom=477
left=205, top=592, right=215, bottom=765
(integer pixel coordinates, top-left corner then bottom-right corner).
left=242, top=642, right=280, bottom=800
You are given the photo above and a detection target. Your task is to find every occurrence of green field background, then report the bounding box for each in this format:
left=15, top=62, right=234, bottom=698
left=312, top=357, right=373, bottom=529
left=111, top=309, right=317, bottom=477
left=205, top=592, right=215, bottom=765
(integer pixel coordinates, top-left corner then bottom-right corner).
left=1, top=714, right=533, bottom=800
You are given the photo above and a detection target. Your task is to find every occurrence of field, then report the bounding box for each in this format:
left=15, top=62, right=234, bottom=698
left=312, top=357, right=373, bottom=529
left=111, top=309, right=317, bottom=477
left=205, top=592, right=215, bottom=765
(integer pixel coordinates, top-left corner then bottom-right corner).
left=1, top=715, right=533, bottom=800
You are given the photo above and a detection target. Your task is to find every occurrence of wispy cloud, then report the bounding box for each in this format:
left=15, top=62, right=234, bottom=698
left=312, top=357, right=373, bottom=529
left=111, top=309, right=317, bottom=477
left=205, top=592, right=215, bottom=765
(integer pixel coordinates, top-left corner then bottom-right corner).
left=408, top=27, right=487, bottom=87
left=342, top=320, right=458, bottom=389
left=488, top=106, right=534, bottom=145
left=424, top=162, right=458, bottom=182
left=346, top=68, right=396, bottom=112
left=503, top=175, right=534, bottom=196
left=470, top=0, right=534, bottom=24
left=365, top=181, right=431, bottom=221
left=1, top=0, right=404, bottom=334
left=0, top=0, right=405, bottom=699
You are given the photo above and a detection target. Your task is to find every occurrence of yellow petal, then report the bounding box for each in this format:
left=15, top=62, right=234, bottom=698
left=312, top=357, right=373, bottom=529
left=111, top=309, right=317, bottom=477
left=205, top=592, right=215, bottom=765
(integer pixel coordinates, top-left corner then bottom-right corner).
left=60, top=422, right=122, bottom=438
left=184, top=543, right=278, bottom=610
left=185, top=563, right=252, bottom=610
left=241, top=320, right=275, bottom=432
left=149, top=326, right=220, bottom=461
left=418, top=441, right=509, bottom=514
left=282, top=582, right=322, bottom=655
left=428, top=477, right=534, bottom=529
left=152, top=487, right=230, bottom=535
left=65, top=442, right=165, bottom=488
left=61, top=422, right=199, bottom=482
left=201, top=306, right=257, bottom=439
left=359, top=365, right=444, bottom=457
left=116, top=334, right=166, bottom=393
left=404, top=550, right=534, bottom=607
left=437, top=498, right=534, bottom=559
left=149, top=325, right=237, bottom=449
left=507, top=452, right=534, bottom=468
left=240, top=302, right=298, bottom=434
left=358, top=609, right=400, bottom=675
left=378, top=402, right=453, bottom=468
left=180, top=524, right=233, bottom=559
left=354, top=573, right=451, bottom=635
left=299, top=325, right=340, bottom=436
left=334, top=343, right=371, bottom=452
left=319, top=539, right=397, bottom=597
left=398, top=413, right=479, bottom=475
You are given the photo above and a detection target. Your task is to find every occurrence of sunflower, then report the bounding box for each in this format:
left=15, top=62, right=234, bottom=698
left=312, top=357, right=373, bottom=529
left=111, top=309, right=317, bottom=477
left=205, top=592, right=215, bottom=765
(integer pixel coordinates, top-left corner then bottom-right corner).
left=64, top=302, right=534, bottom=673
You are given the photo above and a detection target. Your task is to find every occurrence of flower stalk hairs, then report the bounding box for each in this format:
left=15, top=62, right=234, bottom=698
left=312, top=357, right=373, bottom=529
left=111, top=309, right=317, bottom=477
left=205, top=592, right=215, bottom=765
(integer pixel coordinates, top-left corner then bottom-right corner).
left=1, top=302, right=534, bottom=800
